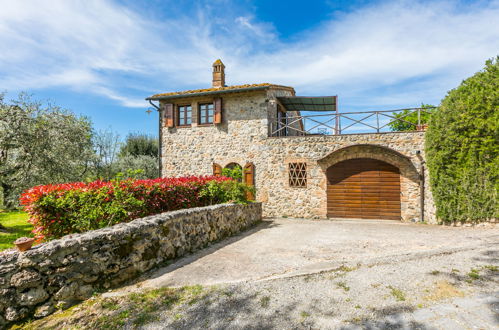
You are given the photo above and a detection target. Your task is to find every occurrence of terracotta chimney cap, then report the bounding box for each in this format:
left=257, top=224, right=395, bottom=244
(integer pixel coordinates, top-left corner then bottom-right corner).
left=213, top=59, right=224, bottom=66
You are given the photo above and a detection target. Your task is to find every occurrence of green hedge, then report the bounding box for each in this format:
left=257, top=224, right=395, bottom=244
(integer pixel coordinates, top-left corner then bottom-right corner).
left=425, top=57, right=498, bottom=223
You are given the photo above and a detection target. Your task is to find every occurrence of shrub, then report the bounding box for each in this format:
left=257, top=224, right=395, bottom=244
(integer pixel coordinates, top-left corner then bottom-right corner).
left=389, top=104, right=435, bottom=131
left=425, top=57, right=498, bottom=223
left=221, top=165, right=242, bottom=181
left=199, top=180, right=255, bottom=204
left=20, top=175, right=252, bottom=241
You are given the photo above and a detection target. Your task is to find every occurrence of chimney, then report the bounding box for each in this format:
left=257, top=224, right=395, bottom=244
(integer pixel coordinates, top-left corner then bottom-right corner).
left=212, top=59, right=225, bottom=88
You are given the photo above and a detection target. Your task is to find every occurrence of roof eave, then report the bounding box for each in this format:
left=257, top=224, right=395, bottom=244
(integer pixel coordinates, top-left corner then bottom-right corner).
left=146, top=85, right=295, bottom=101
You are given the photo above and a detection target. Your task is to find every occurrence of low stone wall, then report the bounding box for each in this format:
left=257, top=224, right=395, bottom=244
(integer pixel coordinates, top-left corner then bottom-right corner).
left=0, top=203, right=262, bottom=326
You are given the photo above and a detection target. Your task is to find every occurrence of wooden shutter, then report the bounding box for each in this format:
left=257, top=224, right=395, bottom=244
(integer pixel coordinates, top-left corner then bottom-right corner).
left=213, top=163, right=222, bottom=176
left=214, top=97, right=222, bottom=124
left=244, top=162, right=255, bottom=200
left=164, top=103, right=174, bottom=127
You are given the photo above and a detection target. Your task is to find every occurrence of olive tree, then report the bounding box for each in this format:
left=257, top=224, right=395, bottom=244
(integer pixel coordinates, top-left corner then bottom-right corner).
left=0, top=93, right=94, bottom=208
left=89, top=132, right=159, bottom=180
left=90, top=129, right=122, bottom=181
left=115, top=133, right=159, bottom=179
left=119, top=133, right=158, bottom=158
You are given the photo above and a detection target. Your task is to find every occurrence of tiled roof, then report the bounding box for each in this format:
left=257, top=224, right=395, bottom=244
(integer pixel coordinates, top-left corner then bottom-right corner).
left=147, top=83, right=294, bottom=100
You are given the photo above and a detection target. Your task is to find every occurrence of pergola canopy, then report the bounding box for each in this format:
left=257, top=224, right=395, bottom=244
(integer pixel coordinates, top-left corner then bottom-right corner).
left=277, top=96, right=337, bottom=112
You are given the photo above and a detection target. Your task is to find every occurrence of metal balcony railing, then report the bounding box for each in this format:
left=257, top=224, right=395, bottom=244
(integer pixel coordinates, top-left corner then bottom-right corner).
left=269, top=107, right=434, bottom=137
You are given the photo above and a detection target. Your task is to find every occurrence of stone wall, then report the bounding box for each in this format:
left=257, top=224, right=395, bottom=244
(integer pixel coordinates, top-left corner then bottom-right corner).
left=160, top=88, right=436, bottom=223
left=0, top=203, right=262, bottom=326
left=261, top=134, right=432, bottom=222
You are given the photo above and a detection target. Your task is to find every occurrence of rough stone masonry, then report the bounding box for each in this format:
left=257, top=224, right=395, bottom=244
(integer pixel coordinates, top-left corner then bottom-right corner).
left=158, top=89, right=434, bottom=222
left=147, top=61, right=436, bottom=223
left=0, top=203, right=262, bottom=327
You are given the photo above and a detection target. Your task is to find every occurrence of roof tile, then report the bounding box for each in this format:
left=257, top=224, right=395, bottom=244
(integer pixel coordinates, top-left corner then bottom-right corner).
left=148, top=83, right=294, bottom=99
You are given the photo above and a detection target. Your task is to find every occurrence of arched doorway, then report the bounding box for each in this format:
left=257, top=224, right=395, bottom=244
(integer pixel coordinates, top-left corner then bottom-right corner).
left=327, top=158, right=401, bottom=220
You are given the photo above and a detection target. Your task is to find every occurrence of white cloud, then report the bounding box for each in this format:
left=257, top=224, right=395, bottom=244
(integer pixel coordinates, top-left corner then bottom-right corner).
left=0, top=0, right=498, bottom=109
left=228, top=0, right=499, bottom=106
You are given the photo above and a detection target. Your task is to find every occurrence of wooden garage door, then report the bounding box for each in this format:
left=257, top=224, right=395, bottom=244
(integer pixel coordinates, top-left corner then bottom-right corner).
left=327, top=158, right=401, bottom=220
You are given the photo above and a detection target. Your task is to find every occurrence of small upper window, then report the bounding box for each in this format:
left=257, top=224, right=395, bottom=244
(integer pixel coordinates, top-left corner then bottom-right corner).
left=199, top=103, right=214, bottom=124
left=177, top=105, right=192, bottom=126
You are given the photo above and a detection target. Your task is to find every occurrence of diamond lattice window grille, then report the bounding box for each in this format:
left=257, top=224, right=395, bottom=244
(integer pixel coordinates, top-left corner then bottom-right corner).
left=289, top=162, right=307, bottom=188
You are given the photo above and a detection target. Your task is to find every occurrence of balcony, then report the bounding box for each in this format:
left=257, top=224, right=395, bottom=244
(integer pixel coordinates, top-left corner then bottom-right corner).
left=269, top=106, right=434, bottom=137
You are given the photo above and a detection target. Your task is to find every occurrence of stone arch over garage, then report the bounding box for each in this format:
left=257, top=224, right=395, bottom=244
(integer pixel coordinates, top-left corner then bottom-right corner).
left=317, top=144, right=421, bottom=221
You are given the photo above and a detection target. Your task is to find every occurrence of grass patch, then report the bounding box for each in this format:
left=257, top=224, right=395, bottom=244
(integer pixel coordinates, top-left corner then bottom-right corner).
left=430, top=270, right=440, bottom=275
left=300, top=311, right=310, bottom=318
left=17, top=285, right=204, bottom=329
left=0, top=210, right=32, bottom=251
left=260, top=295, right=270, bottom=308
left=483, top=265, right=498, bottom=272
left=100, top=298, right=120, bottom=311
left=185, top=285, right=204, bottom=305
left=468, top=268, right=480, bottom=280
left=220, top=288, right=234, bottom=297
left=328, top=264, right=359, bottom=280
left=299, top=311, right=311, bottom=322
left=338, top=265, right=359, bottom=272
left=96, top=310, right=130, bottom=329
left=336, top=281, right=350, bottom=292
left=424, top=280, right=464, bottom=302
left=388, top=286, right=406, bottom=301
left=303, top=275, right=312, bottom=282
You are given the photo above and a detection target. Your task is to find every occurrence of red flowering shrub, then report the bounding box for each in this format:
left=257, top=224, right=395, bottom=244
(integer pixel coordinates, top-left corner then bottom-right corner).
left=20, top=176, right=250, bottom=241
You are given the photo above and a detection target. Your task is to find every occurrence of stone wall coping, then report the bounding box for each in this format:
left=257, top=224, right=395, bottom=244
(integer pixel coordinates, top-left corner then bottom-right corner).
left=265, top=131, right=425, bottom=140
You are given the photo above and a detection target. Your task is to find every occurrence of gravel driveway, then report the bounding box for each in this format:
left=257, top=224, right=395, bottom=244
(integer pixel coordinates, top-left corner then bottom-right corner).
left=29, top=218, right=498, bottom=329
left=112, top=218, right=499, bottom=329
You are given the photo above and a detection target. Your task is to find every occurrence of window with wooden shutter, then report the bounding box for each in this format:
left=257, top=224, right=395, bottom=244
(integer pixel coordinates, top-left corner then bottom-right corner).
left=177, top=105, right=192, bottom=126
left=213, top=163, right=222, bottom=176
left=244, top=162, right=255, bottom=200
left=164, top=103, right=174, bottom=127
left=199, top=103, right=214, bottom=124
left=214, top=97, right=222, bottom=124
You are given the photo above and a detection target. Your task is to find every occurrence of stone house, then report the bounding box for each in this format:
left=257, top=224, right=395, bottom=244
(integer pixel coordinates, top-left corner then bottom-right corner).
left=146, top=60, right=436, bottom=223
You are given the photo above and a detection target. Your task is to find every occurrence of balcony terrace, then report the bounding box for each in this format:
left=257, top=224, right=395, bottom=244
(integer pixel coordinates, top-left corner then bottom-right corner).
left=269, top=96, right=433, bottom=137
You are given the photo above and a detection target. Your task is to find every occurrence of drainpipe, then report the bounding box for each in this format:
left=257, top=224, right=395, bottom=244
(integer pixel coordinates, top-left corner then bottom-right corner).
left=148, top=100, right=162, bottom=178
left=416, top=150, right=425, bottom=222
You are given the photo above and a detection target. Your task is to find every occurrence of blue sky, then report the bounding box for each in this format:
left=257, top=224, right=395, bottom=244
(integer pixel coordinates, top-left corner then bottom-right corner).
left=1, top=0, right=498, bottom=138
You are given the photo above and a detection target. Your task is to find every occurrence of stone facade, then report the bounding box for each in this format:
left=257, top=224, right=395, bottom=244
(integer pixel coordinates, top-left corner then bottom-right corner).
left=158, top=87, right=436, bottom=223
left=0, top=203, right=262, bottom=326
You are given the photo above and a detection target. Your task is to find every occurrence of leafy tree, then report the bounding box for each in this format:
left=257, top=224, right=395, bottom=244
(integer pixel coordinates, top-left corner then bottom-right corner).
left=389, top=104, right=435, bottom=131
left=89, top=131, right=159, bottom=180
left=425, top=57, right=498, bottom=223
left=119, top=133, right=158, bottom=158
left=114, top=155, right=159, bottom=179
left=0, top=93, right=93, bottom=208
left=116, top=133, right=159, bottom=179
left=90, top=129, right=121, bottom=181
